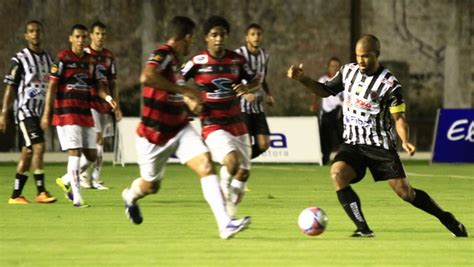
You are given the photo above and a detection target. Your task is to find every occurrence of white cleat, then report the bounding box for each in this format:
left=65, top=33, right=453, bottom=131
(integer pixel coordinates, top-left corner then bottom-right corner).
left=219, top=216, right=251, bottom=240
left=80, top=173, right=92, bottom=189
left=92, top=182, right=109, bottom=190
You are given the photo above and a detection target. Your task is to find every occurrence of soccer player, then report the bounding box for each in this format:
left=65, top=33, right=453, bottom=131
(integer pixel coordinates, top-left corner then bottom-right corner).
left=182, top=16, right=260, bottom=217
left=309, top=57, right=343, bottom=165
left=287, top=34, right=468, bottom=237
left=121, top=16, right=250, bottom=239
left=41, top=24, right=117, bottom=208
left=235, top=23, right=274, bottom=159
left=79, top=21, right=122, bottom=190
left=0, top=20, right=56, bottom=204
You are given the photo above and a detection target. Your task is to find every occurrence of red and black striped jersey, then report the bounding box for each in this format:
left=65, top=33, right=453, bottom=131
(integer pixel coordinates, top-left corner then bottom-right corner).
left=49, top=49, right=107, bottom=127
left=136, top=44, right=189, bottom=145
left=182, top=49, right=254, bottom=139
left=84, top=46, right=117, bottom=114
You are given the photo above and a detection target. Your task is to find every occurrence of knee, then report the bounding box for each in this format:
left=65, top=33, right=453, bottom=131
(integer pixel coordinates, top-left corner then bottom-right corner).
left=223, top=152, right=240, bottom=175
left=142, top=180, right=160, bottom=194
left=196, top=155, right=215, bottom=177
left=394, top=185, right=415, bottom=202
left=236, top=168, right=250, bottom=181
left=258, top=141, right=269, bottom=152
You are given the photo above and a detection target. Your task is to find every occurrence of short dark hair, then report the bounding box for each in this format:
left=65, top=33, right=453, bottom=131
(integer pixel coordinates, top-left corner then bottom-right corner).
left=245, top=23, right=262, bottom=34
left=25, top=20, right=43, bottom=32
left=71, top=24, right=88, bottom=34
left=203, top=16, right=230, bottom=35
left=328, top=57, right=340, bottom=65
left=166, top=16, right=196, bottom=40
left=90, top=21, right=107, bottom=32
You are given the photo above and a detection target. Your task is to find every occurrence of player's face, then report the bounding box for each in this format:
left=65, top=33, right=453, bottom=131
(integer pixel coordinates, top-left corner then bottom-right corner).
left=205, top=26, right=227, bottom=55
left=69, top=29, right=88, bottom=54
left=327, top=60, right=340, bottom=77
left=246, top=28, right=263, bottom=48
left=355, top=44, right=378, bottom=75
left=91, top=27, right=107, bottom=48
left=25, top=23, right=42, bottom=47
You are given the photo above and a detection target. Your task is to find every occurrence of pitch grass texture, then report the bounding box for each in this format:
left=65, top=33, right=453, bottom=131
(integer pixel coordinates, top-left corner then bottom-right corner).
left=0, top=161, right=473, bottom=266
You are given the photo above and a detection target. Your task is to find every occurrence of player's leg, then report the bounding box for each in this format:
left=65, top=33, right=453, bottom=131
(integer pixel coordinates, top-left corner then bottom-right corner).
left=31, top=142, right=56, bottom=203
left=249, top=113, right=270, bottom=159
left=8, top=146, right=33, bottom=204
left=331, top=145, right=373, bottom=237
left=320, top=113, right=331, bottom=165
left=9, top=119, right=34, bottom=204
left=387, top=177, right=468, bottom=237
left=180, top=125, right=250, bottom=238
left=90, top=132, right=106, bottom=188
left=122, top=135, right=172, bottom=224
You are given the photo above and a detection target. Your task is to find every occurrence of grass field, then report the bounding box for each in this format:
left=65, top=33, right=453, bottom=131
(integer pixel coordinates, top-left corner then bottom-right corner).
left=0, top=161, right=473, bottom=266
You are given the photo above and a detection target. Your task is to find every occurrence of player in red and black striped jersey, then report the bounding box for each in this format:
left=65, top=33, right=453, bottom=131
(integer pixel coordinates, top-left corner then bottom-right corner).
left=41, top=24, right=117, bottom=208
left=182, top=16, right=261, bottom=217
left=80, top=21, right=122, bottom=190
left=288, top=34, right=467, bottom=237
left=122, top=16, right=251, bottom=239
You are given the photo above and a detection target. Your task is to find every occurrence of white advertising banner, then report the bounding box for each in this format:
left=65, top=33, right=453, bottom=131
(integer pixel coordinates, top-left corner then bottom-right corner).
left=116, top=117, right=322, bottom=164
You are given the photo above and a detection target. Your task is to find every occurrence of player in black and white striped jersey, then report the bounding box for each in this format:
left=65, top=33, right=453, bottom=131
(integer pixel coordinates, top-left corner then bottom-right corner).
left=235, top=23, right=274, bottom=159
left=288, top=34, right=467, bottom=237
left=0, top=20, right=56, bottom=204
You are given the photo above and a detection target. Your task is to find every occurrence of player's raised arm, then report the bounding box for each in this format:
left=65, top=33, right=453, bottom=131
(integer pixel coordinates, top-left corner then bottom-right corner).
left=287, top=63, right=331, bottom=97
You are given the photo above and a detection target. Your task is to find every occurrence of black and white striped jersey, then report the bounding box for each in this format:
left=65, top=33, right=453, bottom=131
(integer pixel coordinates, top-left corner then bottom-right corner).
left=235, top=46, right=269, bottom=114
left=324, top=63, right=405, bottom=150
left=3, top=48, right=53, bottom=123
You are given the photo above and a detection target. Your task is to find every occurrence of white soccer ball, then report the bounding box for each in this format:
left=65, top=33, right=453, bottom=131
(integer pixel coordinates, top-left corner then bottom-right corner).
left=298, top=207, right=328, bottom=236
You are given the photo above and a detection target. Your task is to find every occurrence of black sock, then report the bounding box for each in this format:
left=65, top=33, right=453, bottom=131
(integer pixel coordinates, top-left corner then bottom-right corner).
left=34, top=173, right=46, bottom=194
left=11, top=173, right=28, bottom=198
left=337, top=186, right=371, bottom=231
left=251, top=144, right=264, bottom=159
left=410, top=188, right=446, bottom=219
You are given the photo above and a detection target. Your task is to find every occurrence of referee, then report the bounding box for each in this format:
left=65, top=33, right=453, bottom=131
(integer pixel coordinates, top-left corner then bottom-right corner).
left=287, top=34, right=468, bottom=237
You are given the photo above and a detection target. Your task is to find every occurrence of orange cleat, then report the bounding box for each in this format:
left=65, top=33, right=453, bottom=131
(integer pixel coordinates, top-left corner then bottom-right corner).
left=8, top=196, right=31, bottom=204
left=35, top=191, right=57, bottom=203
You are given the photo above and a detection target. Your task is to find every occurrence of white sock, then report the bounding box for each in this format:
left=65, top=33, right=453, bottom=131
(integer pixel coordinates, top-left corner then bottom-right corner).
left=200, top=175, right=231, bottom=230
left=92, top=144, right=103, bottom=182
left=219, top=166, right=233, bottom=184
left=230, top=179, right=246, bottom=204
left=67, top=156, right=82, bottom=203
left=79, top=154, right=92, bottom=179
left=124, top=178, right=146, bottom=205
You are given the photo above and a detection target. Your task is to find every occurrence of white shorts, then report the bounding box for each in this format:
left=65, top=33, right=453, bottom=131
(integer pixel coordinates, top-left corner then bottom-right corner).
left=205, top=130, right=251, bottom=170
left=136, top=124, right=209, bottom=182
left=91, top=109, right=114, bottom=137
left=56, top=125, right=96, bottom=151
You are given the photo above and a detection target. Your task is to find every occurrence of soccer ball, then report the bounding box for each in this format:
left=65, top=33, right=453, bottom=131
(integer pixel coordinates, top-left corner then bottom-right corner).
left=298, top=207, right=328, bottom=236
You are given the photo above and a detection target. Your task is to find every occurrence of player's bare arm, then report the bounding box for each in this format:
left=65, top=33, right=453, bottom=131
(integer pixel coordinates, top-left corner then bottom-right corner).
left=110, top=80, right=122, bottom=121
left=40, top=79, right=58, bottom=130
left=0, top=85, right=15, bottom=132
left=97, top=82, right=117, bottom=111
left=232, top=77, right=261, bottom=96
left=287, top=64, right=331, bottom=97
left=392, top=112, right=416, bottom=156
left=262, top=81, right=275, bottom=106
left=140, top=64, right=200, bottom=99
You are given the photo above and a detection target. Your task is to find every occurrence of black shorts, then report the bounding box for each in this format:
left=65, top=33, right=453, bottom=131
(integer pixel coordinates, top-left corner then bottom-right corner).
left=242, top=112, right=270, bottom=136
left=332, top=144, right=406, bottom=183
left=18, top=117, right=44, bottom=148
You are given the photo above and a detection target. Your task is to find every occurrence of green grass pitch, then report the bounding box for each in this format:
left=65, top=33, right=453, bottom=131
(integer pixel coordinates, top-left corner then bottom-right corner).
left=0, top=161, right=473, bottom=266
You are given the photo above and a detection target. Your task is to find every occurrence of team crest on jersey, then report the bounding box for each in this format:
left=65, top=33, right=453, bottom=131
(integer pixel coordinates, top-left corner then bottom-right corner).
left=194, top=55, right=208, bottom=64
left=50, top=64, right=58, bottom=74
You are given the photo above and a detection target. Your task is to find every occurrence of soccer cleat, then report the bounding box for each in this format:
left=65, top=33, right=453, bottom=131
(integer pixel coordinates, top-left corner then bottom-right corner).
left=56, top=178, right=73, bottom=201
left=80, top=176, right=92, bottom=189
left=440, top=212, right=468, bottom=237
left=122, top=189, right=143, bottom=224
left=8, top=196, right=31, bottom=204
left=350, top=229, right=375, bottom=237
left=92, top=182, right=109, bottom=190
left=35, top=191, right=57, bottom=203
left=219, top=216, right=252, bottom=240
left=73, top=199, right=90, bottom=208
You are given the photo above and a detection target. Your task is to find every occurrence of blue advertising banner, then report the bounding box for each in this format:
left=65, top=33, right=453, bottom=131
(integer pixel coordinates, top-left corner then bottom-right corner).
left=432, top=109, right=474, bottom=163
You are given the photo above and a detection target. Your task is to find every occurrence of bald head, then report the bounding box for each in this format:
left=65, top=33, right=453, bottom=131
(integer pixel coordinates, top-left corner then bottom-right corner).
left=356, top=34, right=380, bottom=57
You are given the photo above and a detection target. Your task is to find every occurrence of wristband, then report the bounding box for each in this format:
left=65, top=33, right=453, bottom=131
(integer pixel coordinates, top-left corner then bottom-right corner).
left=105, top=95, right=113, bottom=104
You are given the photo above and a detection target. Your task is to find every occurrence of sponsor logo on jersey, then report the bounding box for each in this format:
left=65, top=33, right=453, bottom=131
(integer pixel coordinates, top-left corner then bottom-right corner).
left=207, top=78, right=234, bottom=99
left=194, top=55, right=208, bottom=64
left=198, top=66, right=213, bottom=73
